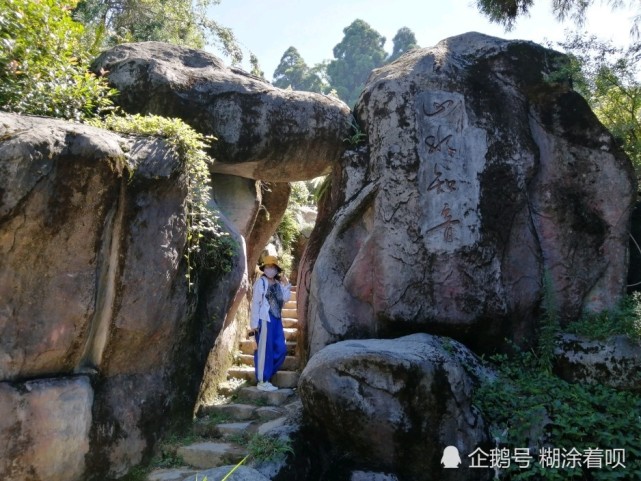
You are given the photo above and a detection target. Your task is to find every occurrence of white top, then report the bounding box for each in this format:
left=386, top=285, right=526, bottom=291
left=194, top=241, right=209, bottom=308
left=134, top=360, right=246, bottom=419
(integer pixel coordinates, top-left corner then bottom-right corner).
left=250, top=275, right=292, bottom=329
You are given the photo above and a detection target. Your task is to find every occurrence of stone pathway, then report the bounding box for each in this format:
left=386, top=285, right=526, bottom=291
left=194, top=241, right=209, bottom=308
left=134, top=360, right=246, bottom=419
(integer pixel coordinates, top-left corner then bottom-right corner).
left=146, top=286, right=301, bottom=481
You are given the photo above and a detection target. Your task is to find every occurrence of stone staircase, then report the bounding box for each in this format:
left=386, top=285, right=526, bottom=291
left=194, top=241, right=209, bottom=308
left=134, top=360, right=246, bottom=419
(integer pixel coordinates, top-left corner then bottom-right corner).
left=146, top=286, right=301, bottom=481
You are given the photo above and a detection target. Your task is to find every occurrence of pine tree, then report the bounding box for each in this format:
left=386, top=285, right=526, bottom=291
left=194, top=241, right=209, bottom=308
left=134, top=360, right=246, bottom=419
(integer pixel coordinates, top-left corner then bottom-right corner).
left=326, top=19, right=387, bottom=107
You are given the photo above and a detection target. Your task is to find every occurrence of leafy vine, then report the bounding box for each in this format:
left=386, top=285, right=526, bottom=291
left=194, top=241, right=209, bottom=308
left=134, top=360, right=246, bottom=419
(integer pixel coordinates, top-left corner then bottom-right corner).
left=87, top=113, right=235, bottom=291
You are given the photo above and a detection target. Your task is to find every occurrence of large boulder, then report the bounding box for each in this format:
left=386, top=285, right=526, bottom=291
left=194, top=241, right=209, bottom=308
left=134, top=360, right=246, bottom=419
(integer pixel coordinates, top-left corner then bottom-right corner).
left=0, top=112, right=244, bottom=479
left=554, top=333, right=641, bottom=391
left=298, top=334, right=493, bottom=481
left=92, top=42, right=351, bottom=182
left=304, top=33, right=637, bottom=356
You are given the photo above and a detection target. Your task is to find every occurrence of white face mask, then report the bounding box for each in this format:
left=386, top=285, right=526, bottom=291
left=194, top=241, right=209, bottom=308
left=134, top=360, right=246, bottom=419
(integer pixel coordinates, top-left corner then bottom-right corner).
left=264, top=267, right=278, bottom=278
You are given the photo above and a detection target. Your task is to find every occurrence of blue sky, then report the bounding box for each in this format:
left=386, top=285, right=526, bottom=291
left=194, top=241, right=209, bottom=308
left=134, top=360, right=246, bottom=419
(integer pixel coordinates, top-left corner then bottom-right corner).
left=206, top=0, right=636, bottom=79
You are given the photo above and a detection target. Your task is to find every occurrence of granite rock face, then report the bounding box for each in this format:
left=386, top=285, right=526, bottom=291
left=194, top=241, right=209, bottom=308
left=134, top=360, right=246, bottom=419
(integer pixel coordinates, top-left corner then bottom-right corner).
left=629, top=198, right=641, bottom=293
left=0, top=112, right=244, bottom=479
left=303, top=32, right=637, bottom=356
left=298, top=334, right=494, bottom=481
left=92, top=42, right=351, bottom=182
left=0, top=376, right=93, bottom=481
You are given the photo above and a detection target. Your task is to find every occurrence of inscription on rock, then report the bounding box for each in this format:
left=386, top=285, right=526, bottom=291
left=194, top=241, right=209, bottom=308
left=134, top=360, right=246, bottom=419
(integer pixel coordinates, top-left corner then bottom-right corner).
left=416, top=90, right=487, bottom=252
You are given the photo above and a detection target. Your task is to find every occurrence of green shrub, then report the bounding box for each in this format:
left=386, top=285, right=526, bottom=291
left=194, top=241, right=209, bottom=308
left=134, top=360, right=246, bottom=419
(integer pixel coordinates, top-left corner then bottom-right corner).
left=0, top=0, right=116, bottom=120
left=247, top=433, right=293, bottom=462
left=474, top=288, right=641, bottom=480
left=566, top=293, right=641, bottom=341
left=475, top=350, right=641, bottom=480
left=290, top=181, right=312, bottom=205
left=276, top=209, right=300, bottom=254
left=537, top=271, right=559, bottom=372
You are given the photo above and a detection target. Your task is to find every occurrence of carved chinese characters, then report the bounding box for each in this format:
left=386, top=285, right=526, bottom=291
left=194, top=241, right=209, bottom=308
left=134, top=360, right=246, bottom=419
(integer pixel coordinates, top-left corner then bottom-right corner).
left=416, top=91, right=487, bottom=252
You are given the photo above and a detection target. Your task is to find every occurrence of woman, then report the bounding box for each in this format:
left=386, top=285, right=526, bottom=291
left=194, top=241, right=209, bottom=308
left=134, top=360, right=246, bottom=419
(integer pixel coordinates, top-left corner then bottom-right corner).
left=249, top=255, right=291, bottom=392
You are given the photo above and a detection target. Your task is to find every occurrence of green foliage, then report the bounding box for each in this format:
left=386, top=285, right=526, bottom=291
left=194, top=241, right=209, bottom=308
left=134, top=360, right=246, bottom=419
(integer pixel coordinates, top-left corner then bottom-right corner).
left=556, top=33, right=641, bottom=178
left=272, top=46, right=327, bottom=93
left=290, top=181, right=312, bottom=206
left=72, top=0, right=242, bottom=63
left=538, top=271, right=559, bottom=372
left=388, top=27, right=419, bottom=63
left=566, top=293, right=641, bottom=340
left=246, top=433, right=294, bottom=462
left=88, top=113, right=235, bottom=290
left=220, top=434, right=292, bottom=479
left=475, top=350, right=641, bottom=480
left=475, top=290, right=641, bottom=480
left=327, top=19, right=387, bottom=107
left=309, top=175, right=331, bottom=204
left=343, top=116, right=367, bottom=146
left=475, top=0, right=535, bottom=30
left=120, top=465, right=151, bottom=481
left=475, top=0, right=639, bottom=31
left=0, top=0, right=116, bottom=120
left=276, top=209, right=300, bottom=254
left=249, top=52, right=264, bottom=79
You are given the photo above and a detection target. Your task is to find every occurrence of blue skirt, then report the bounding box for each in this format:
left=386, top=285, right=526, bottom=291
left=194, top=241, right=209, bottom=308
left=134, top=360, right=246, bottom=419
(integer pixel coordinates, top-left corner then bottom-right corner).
left=254, top=312, right=286, bottom=383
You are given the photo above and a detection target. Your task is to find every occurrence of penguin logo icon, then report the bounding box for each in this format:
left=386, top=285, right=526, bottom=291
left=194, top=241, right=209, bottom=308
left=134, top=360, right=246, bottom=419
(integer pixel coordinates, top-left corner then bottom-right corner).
left=441, top=445, right=461, bottom=468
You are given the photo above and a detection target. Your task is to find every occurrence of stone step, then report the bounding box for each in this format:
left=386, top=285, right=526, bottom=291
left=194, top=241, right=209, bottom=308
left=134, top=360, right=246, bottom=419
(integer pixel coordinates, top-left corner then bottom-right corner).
left=237, top=386, right=295, bottom=406
left=177, top=442, right=247, bottom=469
left=239, top=340, right=297, bottom=355
left=271, top=370, right=300, bottom=389
left=216, top=421, right=255, bottom=436
left=284, top=300, right=297, bottom=309
left=227, top=366, right=257, bottom=382
left=282, top=309, right=297, bottom=319
left=282, top=317, right=298, bottom=329
left=257, top=416, right=288, bottom=435
left=147, top=468, right=198, bottom=481
left=284, top=327, right=297, bottom=341
left=290, top=291, right=297, bottom=302
left=217, top=379, right=248, bottom=397
left=227, top=367, right=299, bottom=389
left=255, top=406, right=286, bottom=420
left=238, top=354, right=298, bottom=370
left=198, top=403, right=256, bottom=421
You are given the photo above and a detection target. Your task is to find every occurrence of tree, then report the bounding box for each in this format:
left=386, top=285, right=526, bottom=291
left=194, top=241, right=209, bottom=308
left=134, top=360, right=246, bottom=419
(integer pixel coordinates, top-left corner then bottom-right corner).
left=0, top=0, right=115, bottom=120
left=388, top=27, right=419, bottom=63
left=72, top=0, right=242, bottom=63
left=476, top=0, right=641, bottom=31
left=327, top=19, right=387, bottom=107
left=556, top=32, right=641, bottom=177
left=272, top=46, right=325, bottom=92
left=250, top=52, right=265, bottom=79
